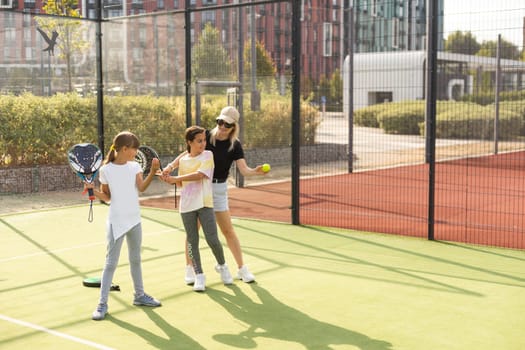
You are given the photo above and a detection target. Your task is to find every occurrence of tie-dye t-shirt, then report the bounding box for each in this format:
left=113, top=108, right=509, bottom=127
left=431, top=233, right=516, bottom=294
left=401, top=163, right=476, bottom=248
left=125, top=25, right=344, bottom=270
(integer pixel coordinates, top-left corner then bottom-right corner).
left=178, top=150, right=214, bottom=213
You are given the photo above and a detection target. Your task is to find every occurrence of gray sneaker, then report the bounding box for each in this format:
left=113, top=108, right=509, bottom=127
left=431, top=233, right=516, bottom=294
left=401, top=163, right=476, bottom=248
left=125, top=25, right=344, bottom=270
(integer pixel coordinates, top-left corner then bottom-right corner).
left=92, top=303, right=108, bottom=321
left=133, top=293, right=161, bottom=307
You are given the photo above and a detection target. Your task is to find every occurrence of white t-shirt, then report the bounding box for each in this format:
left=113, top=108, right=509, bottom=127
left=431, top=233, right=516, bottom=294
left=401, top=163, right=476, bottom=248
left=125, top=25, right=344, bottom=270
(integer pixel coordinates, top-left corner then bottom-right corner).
left=99, top=161, right=142, bottom=240
left=178, top=150, right=214, bottom=213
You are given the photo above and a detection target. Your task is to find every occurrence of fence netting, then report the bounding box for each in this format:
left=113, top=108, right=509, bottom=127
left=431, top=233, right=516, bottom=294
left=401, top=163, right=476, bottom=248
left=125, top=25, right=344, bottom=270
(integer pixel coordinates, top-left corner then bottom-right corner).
left=1, top=1, right=524, bottom=249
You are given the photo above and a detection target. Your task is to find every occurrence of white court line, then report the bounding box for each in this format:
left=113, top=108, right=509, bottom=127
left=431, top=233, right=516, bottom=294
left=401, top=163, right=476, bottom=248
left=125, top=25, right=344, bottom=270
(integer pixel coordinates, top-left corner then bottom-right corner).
left=0, top=314, right=115, bottom=350
left=0, top=228, right=179, bottom=263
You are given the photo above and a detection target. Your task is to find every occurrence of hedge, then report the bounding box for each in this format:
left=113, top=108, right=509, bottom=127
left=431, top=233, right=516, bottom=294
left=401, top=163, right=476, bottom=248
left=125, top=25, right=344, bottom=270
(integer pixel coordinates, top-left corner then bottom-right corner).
left=0, top=93, right=319, bottom=167
left=354, top=100, right=525, bottom=139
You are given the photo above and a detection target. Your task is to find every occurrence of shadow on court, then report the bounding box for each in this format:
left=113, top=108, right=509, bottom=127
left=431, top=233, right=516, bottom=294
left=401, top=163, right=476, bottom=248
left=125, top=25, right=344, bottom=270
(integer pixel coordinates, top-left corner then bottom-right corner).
left=108, top=309, right=207, bottom=350
left=207, top=284, right=393, bottom=350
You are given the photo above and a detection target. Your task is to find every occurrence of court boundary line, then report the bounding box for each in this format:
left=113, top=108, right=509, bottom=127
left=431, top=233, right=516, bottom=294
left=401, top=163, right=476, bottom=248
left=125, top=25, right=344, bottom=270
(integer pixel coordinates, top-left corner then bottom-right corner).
left=0, top=314, right=115, bottom=350
left=0, top=227, right=178, bottom=263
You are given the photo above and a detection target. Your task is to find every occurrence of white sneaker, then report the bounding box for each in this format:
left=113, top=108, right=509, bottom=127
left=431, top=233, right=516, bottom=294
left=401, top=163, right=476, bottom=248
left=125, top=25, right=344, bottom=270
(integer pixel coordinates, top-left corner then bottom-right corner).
left=193, top=273, right=205, bottom=292
left=215, top=264, right=234, bottom=285
left=237, top=265, right=255, bottom=283
left=184, top=265, right=195, bottom=285
left=92, top=303, right=108, bottom=321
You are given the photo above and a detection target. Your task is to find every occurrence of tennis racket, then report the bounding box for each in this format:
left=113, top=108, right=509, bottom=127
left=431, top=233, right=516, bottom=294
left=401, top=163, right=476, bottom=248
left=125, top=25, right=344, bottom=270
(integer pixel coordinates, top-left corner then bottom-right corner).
left=135, top=145, right=162, bottom=176
left=67, top=143, right=103, bottom=222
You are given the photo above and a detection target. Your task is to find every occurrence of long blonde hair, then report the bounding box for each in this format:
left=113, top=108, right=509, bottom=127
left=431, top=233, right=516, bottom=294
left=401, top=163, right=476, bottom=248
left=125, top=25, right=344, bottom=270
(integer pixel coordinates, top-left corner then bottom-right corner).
left=208, top=121, right=240, bottom=152
left=104, top=131, right=140, bottom=165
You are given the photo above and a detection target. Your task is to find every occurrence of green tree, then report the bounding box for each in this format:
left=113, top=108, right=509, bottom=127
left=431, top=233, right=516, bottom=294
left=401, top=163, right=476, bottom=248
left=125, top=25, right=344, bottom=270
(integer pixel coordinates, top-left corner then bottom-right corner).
left=444, top=31, right=480, bottom=55
left=477, top=38, right=520, bottom=60
left=35, top=0, right=89, bottom=93
left=243, top=39, right=277, bottom=93
left=329, top=69, right=343, bottom=107
left=192, top=23, right=234, bottom=81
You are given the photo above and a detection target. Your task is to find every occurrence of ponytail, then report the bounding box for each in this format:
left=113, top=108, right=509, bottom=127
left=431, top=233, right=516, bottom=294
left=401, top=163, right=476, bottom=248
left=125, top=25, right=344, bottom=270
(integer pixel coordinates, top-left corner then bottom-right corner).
left=103, top=145, right=116, bottom=165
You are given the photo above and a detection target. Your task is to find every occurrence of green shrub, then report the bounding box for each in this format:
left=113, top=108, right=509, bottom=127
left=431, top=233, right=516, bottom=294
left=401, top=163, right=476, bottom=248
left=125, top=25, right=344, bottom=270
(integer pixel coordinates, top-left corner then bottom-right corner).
left=433, top=104, right=523, bottom=139
left=353, top=103, right=390, bottom=127
left=460, top=90, right=525, bottom=106
left=0, top=93, right=318, bottom=167
left=377, top=101, right=425, bottom=134
left=198, top=93, right=319, bottom=148
left=495, top=100, right=525, bottom=135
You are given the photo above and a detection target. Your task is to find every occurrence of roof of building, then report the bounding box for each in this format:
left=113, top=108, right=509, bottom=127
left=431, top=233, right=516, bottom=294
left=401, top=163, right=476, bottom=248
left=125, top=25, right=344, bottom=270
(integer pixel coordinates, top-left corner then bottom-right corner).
left=349, top=51, right=525, bottom=70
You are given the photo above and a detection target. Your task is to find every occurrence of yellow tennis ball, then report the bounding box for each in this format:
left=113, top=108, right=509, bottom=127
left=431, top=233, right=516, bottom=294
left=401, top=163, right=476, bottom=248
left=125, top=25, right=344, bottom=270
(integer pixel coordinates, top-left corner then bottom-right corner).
left=262, top=163, right=271, bottom=173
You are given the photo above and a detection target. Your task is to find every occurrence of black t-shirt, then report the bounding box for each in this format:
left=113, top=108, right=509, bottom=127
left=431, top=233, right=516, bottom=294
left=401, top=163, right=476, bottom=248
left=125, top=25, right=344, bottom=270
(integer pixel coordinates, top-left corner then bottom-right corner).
left=206, top=130, right=244, bottom=179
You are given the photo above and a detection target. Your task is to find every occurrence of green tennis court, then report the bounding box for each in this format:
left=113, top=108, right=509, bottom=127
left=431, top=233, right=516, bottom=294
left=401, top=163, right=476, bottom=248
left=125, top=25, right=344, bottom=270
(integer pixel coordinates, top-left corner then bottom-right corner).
left=1, top=204, right=524, bottom=349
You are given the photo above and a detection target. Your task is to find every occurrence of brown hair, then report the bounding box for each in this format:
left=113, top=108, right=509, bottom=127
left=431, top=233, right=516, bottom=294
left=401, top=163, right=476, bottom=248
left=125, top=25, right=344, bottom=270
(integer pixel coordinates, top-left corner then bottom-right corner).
left=104, top=131, right=140, bottom=165
left=184, top=125, right=206, bottom=152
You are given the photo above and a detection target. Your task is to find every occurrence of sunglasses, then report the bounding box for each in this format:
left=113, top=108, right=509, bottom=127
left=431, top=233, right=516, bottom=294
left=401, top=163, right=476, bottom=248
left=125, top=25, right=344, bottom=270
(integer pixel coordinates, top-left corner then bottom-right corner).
left=216, top=119, right=235, bottom=128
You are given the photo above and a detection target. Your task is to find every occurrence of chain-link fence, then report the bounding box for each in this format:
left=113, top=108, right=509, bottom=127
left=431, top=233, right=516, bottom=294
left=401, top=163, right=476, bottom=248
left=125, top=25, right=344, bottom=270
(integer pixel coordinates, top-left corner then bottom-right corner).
left=1, top=1, right=525, bottom=249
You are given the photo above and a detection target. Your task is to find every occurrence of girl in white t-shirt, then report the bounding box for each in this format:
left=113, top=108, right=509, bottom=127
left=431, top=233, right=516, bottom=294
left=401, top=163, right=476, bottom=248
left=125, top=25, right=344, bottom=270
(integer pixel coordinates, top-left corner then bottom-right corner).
left=161, top=126, right=233, bottom=292
left=86, top=131, right=161, bottom=320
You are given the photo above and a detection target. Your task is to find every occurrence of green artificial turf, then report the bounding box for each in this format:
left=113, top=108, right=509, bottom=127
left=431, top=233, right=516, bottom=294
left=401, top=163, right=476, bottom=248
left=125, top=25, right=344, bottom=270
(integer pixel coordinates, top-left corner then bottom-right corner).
left=1, top=205, right=524, bottom=349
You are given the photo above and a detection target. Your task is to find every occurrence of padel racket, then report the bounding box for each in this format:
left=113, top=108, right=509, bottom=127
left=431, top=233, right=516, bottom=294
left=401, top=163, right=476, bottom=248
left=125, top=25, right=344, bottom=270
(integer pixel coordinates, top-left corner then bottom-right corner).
left=135, top=145, right=162, bottom=176
left=67, top=143, right=103, bottom=222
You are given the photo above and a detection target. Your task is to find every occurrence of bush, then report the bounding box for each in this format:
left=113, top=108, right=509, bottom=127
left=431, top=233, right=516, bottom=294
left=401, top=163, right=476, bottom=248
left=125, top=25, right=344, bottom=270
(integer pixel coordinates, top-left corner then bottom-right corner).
left=495, top=100, right=525, bottom=135
left=199, top=93, right=319, bottom=148
left=377, top=101, right=425, bottom=135
left=460, top=90, right=525, bottom=106
left=433, top=104, right=523, bottom=139
left=0, top=93, right=319, bottom=167
left=353, top=103, right=389, bottom=127
left=0, top=93, right=97, bottom=166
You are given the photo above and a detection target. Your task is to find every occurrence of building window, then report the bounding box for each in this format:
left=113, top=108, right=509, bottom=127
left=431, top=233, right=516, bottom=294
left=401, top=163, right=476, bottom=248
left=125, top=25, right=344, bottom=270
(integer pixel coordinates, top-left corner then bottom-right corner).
left=25, top=47, right=33, bottom=60
left=132, top=48, right=143, bottom=61
left=23, top=13, right=31, bottom=26
left=323, top=22, right=332, bottom=57
left=202, top=10, right=215, bottom=26
left=5, top=28, right=16, bottom=42
left=0, top=0, right=13, bottom=7
left=392, top=18, right=399, bottom=49
left=371, top=0, right=378, bottom=17
left=4, top=12, right=15, bottom=26
left=24, top=28, right=32, bottom=44
left=139, top=27, right=147, bottom=44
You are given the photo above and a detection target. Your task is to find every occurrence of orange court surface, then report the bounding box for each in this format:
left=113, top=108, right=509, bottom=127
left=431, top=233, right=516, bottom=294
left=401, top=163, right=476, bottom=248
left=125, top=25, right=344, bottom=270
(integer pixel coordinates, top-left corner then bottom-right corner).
left=142, top=151, right=525, bottom=250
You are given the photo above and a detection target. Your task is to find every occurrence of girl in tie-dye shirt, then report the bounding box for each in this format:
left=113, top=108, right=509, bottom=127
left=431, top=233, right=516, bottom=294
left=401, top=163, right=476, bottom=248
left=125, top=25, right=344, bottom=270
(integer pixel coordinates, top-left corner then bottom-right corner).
left=161, top=126, right=233, bottom=292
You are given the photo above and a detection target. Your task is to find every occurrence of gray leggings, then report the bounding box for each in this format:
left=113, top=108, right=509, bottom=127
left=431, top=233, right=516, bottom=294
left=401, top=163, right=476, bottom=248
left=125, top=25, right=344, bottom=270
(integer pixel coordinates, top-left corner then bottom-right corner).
left=99, top=223, right=144, bottom=304
left=181, top=207, right=225, bottom=274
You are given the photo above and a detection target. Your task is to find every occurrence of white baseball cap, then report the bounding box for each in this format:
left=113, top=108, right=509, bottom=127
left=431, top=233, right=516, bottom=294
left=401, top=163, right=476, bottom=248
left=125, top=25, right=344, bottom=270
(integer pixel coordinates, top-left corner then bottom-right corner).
left=216, top=106, right=239, bottom=124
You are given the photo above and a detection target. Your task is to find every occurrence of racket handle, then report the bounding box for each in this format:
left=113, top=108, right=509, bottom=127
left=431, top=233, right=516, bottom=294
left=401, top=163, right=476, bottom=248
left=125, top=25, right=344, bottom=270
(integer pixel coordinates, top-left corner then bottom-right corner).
left=88, top=188, right=95, bottom=201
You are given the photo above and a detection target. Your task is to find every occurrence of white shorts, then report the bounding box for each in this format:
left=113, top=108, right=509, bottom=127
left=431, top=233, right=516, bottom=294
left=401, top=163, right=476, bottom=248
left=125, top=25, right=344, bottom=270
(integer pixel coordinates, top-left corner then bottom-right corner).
left=212, top=182, right=229, bottom=212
